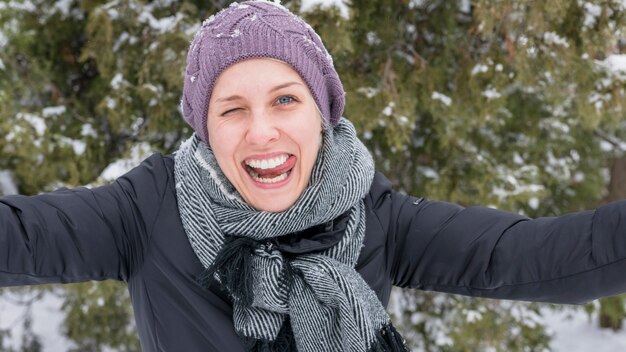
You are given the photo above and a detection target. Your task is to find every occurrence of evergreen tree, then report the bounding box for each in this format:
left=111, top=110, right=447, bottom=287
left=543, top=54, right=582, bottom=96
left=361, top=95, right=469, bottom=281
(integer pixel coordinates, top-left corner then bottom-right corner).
left=1, top=0, right=626, bottom=350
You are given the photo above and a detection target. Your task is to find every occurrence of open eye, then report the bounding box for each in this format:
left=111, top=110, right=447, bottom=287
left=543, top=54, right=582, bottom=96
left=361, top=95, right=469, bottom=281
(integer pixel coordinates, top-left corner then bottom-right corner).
left=275, top=95, right=297, bottom=105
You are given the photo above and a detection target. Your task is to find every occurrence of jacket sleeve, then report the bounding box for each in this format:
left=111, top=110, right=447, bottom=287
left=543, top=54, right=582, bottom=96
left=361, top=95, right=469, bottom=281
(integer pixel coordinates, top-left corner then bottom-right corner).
left=0, top=153, right=171, bottom=287
left=378, top=174, right=626, bottom=304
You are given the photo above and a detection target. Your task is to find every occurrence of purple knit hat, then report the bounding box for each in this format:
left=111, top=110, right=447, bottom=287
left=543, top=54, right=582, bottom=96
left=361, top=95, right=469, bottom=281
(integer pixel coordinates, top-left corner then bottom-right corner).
left=180, top=0, right=346, bottom=143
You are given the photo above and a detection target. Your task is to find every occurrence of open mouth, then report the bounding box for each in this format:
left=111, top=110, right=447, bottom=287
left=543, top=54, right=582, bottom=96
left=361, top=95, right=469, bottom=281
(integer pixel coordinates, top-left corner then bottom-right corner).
left=242, top=153, right=296, bottom=184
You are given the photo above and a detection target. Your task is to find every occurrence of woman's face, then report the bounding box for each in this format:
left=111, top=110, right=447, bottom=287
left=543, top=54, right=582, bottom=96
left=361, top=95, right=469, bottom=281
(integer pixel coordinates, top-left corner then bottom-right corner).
left=207, top=58, right=323, bottom=212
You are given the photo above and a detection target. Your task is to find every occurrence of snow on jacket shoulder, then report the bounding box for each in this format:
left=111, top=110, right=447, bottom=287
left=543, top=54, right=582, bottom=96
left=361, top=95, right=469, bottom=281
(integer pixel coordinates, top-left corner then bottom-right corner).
left=2, top=153, right=626, bottom=351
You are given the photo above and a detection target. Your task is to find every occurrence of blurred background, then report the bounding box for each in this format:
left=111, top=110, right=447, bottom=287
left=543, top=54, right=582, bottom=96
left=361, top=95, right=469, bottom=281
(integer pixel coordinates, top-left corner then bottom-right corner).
left=1, top=0, right=626, bottom=351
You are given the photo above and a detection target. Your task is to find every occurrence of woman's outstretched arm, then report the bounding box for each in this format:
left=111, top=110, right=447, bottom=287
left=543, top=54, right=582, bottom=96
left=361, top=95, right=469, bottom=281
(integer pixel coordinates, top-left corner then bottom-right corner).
left=0, top=153, right=170, bottom=287
left=373, top=172, right=626, bottom=304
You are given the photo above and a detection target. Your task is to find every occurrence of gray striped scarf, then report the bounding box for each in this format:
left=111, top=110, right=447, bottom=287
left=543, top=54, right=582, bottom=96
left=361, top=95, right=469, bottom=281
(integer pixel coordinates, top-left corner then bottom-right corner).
left=174, top=118, right=407, bottom=351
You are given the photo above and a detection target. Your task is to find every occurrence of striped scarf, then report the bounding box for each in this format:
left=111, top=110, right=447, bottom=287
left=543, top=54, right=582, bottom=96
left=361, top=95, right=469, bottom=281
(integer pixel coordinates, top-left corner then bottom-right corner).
left=174, top=118, right=407, bottom=351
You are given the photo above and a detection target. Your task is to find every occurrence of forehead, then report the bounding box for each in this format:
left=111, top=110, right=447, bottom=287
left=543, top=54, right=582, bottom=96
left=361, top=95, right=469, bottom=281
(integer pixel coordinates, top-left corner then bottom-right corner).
left=211, top=58, right=309, bottom=97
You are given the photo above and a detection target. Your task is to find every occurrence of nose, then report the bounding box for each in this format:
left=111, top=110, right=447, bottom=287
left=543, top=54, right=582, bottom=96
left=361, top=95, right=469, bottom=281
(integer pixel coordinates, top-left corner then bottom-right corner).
left=244, top=109, right=280, bottom=146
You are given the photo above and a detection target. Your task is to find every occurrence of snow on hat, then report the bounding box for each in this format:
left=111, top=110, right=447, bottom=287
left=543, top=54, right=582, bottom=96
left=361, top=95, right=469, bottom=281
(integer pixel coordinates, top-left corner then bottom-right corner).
left=180, top=0, right=346, bottom=143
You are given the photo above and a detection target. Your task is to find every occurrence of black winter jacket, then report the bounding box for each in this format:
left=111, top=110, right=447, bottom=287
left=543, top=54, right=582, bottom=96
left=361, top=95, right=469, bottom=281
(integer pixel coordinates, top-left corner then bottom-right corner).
left=2, top=153, right=626, bottom=351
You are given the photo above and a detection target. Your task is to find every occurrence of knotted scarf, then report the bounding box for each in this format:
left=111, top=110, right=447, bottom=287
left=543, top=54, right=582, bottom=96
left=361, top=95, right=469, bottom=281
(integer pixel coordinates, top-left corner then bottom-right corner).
left=174, top=118, right=407, bottom=351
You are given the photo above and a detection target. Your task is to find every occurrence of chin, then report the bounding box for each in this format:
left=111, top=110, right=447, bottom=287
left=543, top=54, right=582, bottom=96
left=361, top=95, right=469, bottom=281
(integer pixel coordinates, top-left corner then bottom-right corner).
left=258, top=200, right=294, bottom=212
left=248, top=187, right=300, bottom=212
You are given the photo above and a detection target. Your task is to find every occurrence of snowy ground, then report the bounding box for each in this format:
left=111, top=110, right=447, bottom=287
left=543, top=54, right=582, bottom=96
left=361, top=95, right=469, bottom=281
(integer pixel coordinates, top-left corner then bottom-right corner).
left=1, top=291, right=625, bottom=351
left=542, top=305, right=626, bottom=352
left=0, top=290, right=72, bottom=351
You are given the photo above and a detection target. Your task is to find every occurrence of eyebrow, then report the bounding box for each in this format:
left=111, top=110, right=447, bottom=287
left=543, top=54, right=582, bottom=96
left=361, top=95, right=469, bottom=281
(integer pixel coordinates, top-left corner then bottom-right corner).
left=214, top=82, right=304, bottom=103
left=215, top=95, right=244, bottom=103
left=269, top=81, right=303, bottom=93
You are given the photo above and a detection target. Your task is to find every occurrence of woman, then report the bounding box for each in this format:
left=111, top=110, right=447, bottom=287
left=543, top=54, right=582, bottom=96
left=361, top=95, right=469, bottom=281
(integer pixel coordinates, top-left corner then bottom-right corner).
left=2, top=1, right=626, bottom=351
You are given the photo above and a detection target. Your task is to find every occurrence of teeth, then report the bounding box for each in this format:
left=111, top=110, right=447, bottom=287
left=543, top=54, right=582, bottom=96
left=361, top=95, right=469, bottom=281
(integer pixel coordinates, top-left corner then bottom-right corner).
left=245, top=154, right=288, bottom=169
left=249, top=170, right=289, bottom=183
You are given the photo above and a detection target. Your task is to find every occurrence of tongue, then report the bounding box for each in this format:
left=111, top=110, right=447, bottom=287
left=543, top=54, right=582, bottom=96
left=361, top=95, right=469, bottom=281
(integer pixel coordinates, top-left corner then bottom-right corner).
left=251, top=155, right=296, bottom=178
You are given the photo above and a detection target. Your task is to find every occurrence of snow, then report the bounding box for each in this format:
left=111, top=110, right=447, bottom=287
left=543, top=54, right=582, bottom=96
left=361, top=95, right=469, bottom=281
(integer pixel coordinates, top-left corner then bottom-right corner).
left=17, top=112, right=46, bottom=136
left=110, top=73, right=125, bottom=89
left=471, top=64, right=489, bottom=75
left=0, top=31, right=7, bottom=49
left=540, top=118, right=571, bottom=134
left=417, top=166, right=439, bottom=179
left=0, top=290, right=71, bottom=351
left=434, top=329, right=453, bottom=347
left=482, top=88, right=502, bottom=100
left=366, top=31, right=381, bottom=45
left=0, top=170, right=18, bottom=195
left=72, top=141, right=87, bottom=155
left=463, top=309, right=482, bottom=323
left=107, top=8, right=119, bottom=20
left=381, top=102, right=395, bottom=116
left=98, top=143, right=153, bottom=181
left=300, top=0, right=349, bottom=18
left=596, top=54, right=626, bottom=80
left=0, top=1, right=36, bottom=12
left=229, top=2, right=249, bottom=9
left=459, top=0, right=471, bottom=13
left=587, top=92, right=612, bottom=111
left=583, top=2, right=602, bottom=29
left=163, top=48, right=176, bottom=61
left=431, top=91, right=452, bottom=106
left=518, top=35, right=529, bottom=46
left=112, top=31, right=129, bottom=52
left=137, top=11, right=182, bottom=34
left=53, top=0, right=72, bottom=16
left=105, top=96, right=117, bottom=109
left=543, top=31, right=570, bottom=48
left=408, top=0, right=426, bottom=9
left=357, top=87, right=380, bottom=99
left=573, top=172, right=585, bottom=182
left=42, top=105, right=66, bottom=117
left=2, top=289, right=626, bottom=352
left=59, top=137, right=87, bottom=155
left=397, top=115, right=409, bottom=125
left=599, top=140, right=614, bottom=152
left=202, top=14, right=216, bottom=27
left=542, top=307, right=626, bottom=352
left=185, top=22, right=201, bottom=36
left=493, top=181, right=544, bottom=200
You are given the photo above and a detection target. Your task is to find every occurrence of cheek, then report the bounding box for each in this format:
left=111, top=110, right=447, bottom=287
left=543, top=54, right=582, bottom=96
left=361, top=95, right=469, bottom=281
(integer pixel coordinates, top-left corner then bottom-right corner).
left=207, top=123, right=241, bottom=166
left=295, top=109, right=322, bottom=143
left=295, top=127, right=322, bottom=161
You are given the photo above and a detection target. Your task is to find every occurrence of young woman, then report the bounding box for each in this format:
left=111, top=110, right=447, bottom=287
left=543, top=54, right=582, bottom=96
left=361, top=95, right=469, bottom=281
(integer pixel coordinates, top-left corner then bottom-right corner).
left=2, top=1, right=626, bottom=351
